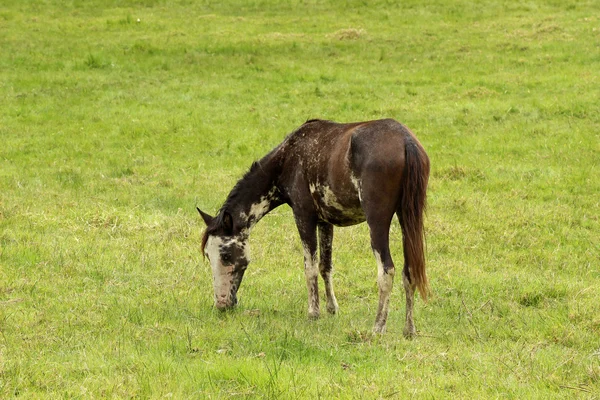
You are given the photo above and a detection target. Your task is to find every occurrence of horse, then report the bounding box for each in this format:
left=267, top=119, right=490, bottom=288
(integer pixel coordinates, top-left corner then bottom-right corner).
left=197, top=118, right=430, bottom=336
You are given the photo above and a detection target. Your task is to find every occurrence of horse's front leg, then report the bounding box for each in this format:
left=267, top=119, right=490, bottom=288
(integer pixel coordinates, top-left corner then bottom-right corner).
left=318, top=222, right=338, bottom=314
left=294, top=215, right=320, bottom=319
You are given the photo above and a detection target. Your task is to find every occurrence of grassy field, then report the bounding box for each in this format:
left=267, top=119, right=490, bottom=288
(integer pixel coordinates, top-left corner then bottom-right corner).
left=1, top=0, right=599, bottom=397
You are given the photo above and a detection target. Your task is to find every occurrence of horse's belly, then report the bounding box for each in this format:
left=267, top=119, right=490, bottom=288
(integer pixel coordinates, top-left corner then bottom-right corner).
left=319, top=206, right=365, bottom=226
left=309, top=183, right=365, bottom=226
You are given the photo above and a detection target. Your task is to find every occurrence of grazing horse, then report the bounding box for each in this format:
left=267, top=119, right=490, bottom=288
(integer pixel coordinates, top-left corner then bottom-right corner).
left=197, top=119, right=430, bottom=335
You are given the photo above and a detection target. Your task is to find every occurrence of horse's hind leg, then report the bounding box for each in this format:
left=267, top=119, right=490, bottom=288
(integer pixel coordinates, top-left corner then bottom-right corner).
left=397, top=210, right=417, bottom=338
left=402, top=271, right=417, bottom=338
left=360, top=179, right=398, bottom=333
left=369, top=224, right=395, bottom=334
left=363, top=209, right=395, bottom=333
left=318, top=222, right=338, bottom=314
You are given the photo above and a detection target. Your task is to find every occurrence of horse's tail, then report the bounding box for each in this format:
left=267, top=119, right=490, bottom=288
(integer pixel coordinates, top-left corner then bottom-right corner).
left=398, top=132, right=430, bottom=300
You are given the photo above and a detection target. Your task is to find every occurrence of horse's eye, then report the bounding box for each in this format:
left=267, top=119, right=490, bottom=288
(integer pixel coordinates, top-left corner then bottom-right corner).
left=221, top=253, right=232, bottom=263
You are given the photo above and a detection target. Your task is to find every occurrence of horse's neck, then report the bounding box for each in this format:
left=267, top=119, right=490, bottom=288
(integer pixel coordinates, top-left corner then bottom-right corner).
left=238, top=185, right=279, bottom=230
left=226, top=149, right=283, bottom=232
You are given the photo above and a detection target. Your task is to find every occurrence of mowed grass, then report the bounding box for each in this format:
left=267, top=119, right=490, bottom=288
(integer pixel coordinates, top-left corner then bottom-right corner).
left=1, top=0, right=599, bottom=397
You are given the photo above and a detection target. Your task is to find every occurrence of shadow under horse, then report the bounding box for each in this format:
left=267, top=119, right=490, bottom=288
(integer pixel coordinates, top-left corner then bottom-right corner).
left=198, top=118, right=430, bottom=336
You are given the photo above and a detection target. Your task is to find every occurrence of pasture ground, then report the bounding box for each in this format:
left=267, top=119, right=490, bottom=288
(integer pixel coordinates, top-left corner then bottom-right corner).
left=1, top=0, right=599, bottom=398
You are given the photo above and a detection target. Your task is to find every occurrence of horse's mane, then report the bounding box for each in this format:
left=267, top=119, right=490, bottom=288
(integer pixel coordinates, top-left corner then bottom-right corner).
left=304, top=118, right=323, bottom=124
left=221, top=161, right=267, bottom=211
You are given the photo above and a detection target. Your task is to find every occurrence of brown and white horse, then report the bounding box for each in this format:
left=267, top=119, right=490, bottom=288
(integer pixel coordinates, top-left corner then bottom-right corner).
left=197, top=119, right=430, bottom=335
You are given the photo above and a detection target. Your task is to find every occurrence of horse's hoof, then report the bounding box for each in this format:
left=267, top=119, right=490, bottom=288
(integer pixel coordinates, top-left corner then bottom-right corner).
left=326, top=304, right=339, bottom=315
left=372, top=324, right=386, bottom=334
left=308, top=310, right=320, bottom=320
left=403, top=327, right=417, bottom=339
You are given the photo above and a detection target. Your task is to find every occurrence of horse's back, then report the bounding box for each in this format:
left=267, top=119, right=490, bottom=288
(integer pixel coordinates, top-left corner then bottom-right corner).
left=280, top=119, right=417, bottom=226
left=286, top=118, right=413, bottom=185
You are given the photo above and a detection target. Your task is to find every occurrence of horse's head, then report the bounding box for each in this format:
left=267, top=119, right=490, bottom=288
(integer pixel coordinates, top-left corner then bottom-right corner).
left=197, top=207, right=249, bottom=310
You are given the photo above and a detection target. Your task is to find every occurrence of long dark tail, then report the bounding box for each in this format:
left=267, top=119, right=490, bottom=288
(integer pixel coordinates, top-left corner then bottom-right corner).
left=398, top=133, right=430, bottom=300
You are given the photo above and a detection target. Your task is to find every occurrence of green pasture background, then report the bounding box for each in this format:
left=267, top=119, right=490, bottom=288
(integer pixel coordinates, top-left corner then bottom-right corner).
left=1, top=0, right=599, bottom=398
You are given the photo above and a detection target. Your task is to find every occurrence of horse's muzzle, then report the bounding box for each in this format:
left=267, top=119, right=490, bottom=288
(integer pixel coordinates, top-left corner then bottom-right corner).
left=214, top=292, right=238, bottom=310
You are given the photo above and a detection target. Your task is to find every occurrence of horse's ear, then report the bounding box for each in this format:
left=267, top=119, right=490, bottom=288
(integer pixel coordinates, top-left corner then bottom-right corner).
left=222, top=211, right=233, bottom=235
left=196, top=207, right=214, bottom=226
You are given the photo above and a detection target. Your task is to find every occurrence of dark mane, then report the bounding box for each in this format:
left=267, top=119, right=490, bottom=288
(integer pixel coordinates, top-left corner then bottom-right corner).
left=222, top=160, right=269, bottom=212
left=304, top=118, right=331, bottom=125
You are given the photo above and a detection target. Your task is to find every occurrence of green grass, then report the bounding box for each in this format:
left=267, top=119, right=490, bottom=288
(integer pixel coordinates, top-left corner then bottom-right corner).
left=1, top=0, right=599, bottom=397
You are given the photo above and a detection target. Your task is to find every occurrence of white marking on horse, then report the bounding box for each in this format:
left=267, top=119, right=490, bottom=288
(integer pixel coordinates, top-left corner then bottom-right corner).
left=375, top=251, right=393, bottom=293
left=321, top=185, right=346, bottom=211
left=249, top=197, right=270, bottom=220
left=246, top=187, right=277, bottom=227
left=205, top=236, right=229, bottom=305
left=205, top=234, right=250, bottom=307
left=310, top=183, right=364, bottom=222
left=374, top=250, right=395, bottom=333
left=303, top=246, right=319, bottom=280
left=303, top=244, right=320, bottom=318
left=318, top=229, right=339, bottom=314
left=350, top=174, right=362, bottom=202
left=309, top=183, right=344, bottom=210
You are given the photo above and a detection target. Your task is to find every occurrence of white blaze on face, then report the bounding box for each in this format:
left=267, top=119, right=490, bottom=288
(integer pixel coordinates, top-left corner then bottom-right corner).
left=205, top=235, right=230, bottom=305
left=205, top=234, right=250, bottom=307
